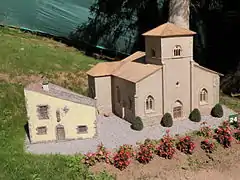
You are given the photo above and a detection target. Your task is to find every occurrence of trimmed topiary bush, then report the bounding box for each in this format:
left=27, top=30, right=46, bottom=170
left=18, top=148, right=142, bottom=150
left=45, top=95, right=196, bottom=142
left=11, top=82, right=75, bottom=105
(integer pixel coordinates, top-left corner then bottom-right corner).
left=161, top=113, right=173, bottom=127
left=131, top=116, right=144, bottom=131
left=189, top=108, right=201, bottom=122
left=211, top=103, right=223, bottom=118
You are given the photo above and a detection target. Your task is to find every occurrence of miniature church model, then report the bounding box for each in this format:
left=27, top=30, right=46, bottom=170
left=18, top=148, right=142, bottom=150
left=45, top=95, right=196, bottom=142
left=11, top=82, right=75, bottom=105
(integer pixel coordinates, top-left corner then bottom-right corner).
left=87, top=22, right=223, bottom=126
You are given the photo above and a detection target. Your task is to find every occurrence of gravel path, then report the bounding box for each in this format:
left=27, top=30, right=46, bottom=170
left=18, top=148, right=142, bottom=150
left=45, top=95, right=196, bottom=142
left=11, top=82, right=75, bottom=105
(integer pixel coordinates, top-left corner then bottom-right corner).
left=25, top=105, right=236, bottom=155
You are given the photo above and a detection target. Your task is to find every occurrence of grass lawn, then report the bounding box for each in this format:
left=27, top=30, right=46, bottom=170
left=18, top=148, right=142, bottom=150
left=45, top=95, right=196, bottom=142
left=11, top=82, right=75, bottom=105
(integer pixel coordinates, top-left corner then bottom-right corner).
left=0, top=27, right=113, bottom=180
left=0, top=27, right=100, bottom=75
left=0, top=27, right=103, bottom=94
left=220, top=93, right=240, bottom=113
left=0, top=26, right=239, bottom=180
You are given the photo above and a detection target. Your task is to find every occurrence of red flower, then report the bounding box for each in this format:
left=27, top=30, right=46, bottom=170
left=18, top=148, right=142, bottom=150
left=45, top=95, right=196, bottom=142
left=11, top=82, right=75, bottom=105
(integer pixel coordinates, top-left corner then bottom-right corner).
left=156, top=132, right=176, bottom=159
left=113, top=144, right=134, bottom=170
left=201, top=139, right=215, bottom=153
left=214, top=122, right=233, bottom=148
left=176, top=136, right=195, bottom=155
left=136, top=143, right=155, bottom=164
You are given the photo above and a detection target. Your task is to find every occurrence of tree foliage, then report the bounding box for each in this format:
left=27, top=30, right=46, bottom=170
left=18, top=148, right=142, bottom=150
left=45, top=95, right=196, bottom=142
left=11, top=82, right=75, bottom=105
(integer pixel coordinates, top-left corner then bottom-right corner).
left=70, top=0, right=240, bottom=94
left=70, top=0, right=168, bottom=53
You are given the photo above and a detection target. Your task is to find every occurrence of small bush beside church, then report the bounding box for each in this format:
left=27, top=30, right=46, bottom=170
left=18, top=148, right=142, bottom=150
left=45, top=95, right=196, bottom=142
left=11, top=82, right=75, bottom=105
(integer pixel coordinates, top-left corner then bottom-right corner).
left=211, top=103, right=223, bottom=118
left=189, top=108, right=201, bottom=122
left=161, top=113, right=173, bottom=127
left=131, top=116, right=144, bottom=131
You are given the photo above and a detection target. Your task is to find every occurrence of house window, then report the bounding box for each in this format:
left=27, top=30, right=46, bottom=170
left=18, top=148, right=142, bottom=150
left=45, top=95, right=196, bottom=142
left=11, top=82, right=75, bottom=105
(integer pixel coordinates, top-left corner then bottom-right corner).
left=173, top=100, right=183, bottom=118
left=37, top=105, right=49, bottom=120
left=146, top=95, right=154, bottom=111
left=173, top=45, right=182, bottom=57
left=200, top=88, right=208, bottom=103
left=76, top=125, right=88, bottom=134
left=151, top=48, right=156, bottom=57
left=36, top=126, right=47, bottom=135
left=116, top=86, right=121, bottom=103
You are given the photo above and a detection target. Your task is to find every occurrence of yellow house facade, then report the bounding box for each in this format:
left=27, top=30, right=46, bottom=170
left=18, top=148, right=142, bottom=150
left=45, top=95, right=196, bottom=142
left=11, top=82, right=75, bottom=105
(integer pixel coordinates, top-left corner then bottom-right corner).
left=24, top=81, right=97, bottom=144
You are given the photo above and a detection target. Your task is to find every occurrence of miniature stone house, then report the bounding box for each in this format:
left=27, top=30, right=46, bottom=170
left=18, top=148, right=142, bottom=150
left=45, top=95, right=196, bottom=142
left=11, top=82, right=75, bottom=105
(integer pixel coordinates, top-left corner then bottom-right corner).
left=87, top=22, right=223, bottom=126
left=24, top=81, right=97, bottom=143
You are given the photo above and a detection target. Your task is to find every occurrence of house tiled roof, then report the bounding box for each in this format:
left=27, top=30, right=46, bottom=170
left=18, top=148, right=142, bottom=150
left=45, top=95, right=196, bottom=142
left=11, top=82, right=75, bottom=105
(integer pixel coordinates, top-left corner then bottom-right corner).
left=142, top=22, right=196, bottom=37
left=112, top=62, right=161, bottom=83
left=86, top=61, right=120, bottom=77
left=86, top=51, right=146, bottom=77
left=87, top=51, right=158, bottom=83
left=121, top=51, right=146, bottom=63
left=25, top=82, right=96, bottom=107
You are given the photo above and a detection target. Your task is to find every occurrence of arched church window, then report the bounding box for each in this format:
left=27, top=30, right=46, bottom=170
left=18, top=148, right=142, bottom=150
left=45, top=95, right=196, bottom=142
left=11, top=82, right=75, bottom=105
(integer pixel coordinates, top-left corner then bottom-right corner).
left=173, top=45, right=182, bottom=57
left=146, top=95, right=154, bottom=111
left=200, top=88, right=208, bottom=104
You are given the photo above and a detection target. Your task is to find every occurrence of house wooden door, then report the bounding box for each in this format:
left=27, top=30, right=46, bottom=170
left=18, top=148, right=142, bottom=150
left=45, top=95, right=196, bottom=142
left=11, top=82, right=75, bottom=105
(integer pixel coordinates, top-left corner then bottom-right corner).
left=56, top=125, right=65, bottom=140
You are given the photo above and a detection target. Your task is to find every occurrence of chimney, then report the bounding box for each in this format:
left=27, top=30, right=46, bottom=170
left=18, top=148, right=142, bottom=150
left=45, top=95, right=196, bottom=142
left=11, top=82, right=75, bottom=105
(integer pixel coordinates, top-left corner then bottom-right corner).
left=42, top=80, right=49, bottom=91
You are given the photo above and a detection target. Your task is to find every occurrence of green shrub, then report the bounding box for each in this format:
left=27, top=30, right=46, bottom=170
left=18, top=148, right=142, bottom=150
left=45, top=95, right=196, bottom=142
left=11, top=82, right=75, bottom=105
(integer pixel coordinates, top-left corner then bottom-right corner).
left=131, top=116, right=144, bottom=131
left=189, top=108, right=201, bottom=122
left=211, top=103, right=223, bottom=118
left=161, top=113, right=173, bottom=127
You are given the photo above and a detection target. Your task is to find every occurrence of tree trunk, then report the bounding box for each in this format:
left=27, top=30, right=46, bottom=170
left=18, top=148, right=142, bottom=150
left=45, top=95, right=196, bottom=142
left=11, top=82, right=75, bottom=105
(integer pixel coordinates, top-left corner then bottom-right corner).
left=168, top=0, right=190, bottom=29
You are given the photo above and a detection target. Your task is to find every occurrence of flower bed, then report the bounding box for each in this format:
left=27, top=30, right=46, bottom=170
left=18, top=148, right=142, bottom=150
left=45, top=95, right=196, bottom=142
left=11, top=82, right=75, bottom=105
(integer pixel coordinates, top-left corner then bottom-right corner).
left=198, top=121, right=213, bottom=138
left=82, top=143, right=112, bottom=166
left=82, top=118, right=240, bottom=171
left=201, top=139, right=215, bottom=153
left=214, top=121, right=233, bottom=148
left=136, top=143, right=155, bottom=164
left=176, top=136, right=196, bottom=155
left=113, top=144, right=134, bottom=170
left=156, top=130, right=176, bottom=159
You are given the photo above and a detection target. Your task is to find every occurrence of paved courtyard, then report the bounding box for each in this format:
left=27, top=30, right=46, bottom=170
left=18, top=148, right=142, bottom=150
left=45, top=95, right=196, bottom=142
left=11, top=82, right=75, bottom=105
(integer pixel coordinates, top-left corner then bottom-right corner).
left=25, top=105, right=236, bottom=155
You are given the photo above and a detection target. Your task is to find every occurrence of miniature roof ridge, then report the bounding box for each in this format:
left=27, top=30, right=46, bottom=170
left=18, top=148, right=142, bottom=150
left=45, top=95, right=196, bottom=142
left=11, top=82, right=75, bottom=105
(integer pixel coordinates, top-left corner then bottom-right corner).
left=86, top=51, right=146, bottom=77
left=86, top=51, right=162, bottom=82
left=25, top=81, right=96, bottom=106
left=111, top=61, right=162, bottom=83
left=142, top=22, right=196, bottom=37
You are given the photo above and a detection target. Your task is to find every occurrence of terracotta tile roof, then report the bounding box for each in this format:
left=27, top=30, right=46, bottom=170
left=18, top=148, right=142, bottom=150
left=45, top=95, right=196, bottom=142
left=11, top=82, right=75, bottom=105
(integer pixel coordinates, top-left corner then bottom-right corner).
left=86, top=51, right=160, bottom=83
left=86, top=61, right=120, bottom=77
left=112, top=62, right=161, bottom=83
left=193, top=62, right=224, bottom=76
left=121, top=51, right=146, bottom=63
left=24, top=82, right=95, bottom=107
left=86, top=51, right=146, bottom=77
left=142, top=22, right=196, bottom=37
